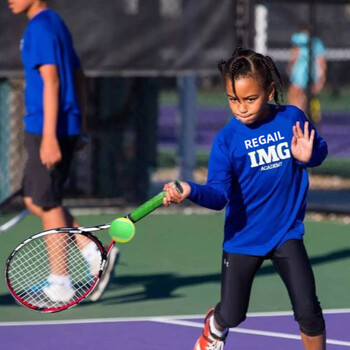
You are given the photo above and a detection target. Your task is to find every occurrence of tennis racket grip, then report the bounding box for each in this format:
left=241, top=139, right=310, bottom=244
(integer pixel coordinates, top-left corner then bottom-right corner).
left=128, top=181, right=183, bottom=223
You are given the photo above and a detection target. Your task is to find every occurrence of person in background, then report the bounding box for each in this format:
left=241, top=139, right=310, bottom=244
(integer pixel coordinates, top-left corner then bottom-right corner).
left=286, top=25, right=327, bottom=115
left=8, top=0, right=118, bottom=302
left=163, top=47, right=328, bottom=350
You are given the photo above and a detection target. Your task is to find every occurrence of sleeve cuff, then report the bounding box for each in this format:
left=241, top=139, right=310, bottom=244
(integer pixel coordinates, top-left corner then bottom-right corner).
left=187, top=181, right=197, bottom=201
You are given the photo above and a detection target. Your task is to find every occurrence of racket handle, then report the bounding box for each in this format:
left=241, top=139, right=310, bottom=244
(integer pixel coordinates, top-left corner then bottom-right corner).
left=128, top=181, right=183, bottom=223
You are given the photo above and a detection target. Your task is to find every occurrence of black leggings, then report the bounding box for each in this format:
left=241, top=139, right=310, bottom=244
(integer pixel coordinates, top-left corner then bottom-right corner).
left=214, top=239, right=325, bottom=336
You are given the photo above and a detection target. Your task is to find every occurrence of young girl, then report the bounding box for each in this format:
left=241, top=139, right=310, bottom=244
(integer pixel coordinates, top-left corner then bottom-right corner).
left=163, top=47, right=328, bottom=350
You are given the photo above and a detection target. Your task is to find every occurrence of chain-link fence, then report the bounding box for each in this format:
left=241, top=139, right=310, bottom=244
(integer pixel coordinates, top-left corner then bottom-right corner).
left=262, top=1, right=350, bottom=161
left=1, top=1, right=350, bottom=212
left=0, top=79, right=25, bottom=202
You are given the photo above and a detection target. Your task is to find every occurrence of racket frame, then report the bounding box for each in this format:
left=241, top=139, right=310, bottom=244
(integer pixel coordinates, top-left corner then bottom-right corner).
left=5, top=182, right=183, bottom=313
left=5, top=229, right=107, bottom=313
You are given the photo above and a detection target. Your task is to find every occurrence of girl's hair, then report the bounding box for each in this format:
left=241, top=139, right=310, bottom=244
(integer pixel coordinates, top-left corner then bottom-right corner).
left=218, top=47, right=283, bottom=107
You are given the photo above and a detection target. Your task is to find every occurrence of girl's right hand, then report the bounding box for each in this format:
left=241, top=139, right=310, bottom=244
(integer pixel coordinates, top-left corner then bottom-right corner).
left=162, top=181, right=191, bottom=207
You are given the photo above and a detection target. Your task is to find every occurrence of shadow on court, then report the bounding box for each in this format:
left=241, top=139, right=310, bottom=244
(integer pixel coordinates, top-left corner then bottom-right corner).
left=82, top=247, right=350, bottom=306
left=0, top=248, right=349, bottom=308
left=0, top=294, right=17, bottom=307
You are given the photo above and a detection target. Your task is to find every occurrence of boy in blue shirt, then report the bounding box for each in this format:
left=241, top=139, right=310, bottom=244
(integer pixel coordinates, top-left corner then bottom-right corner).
left=8, top=0, right=118, bottom=302
left=164, top=48, right=327, bottom=350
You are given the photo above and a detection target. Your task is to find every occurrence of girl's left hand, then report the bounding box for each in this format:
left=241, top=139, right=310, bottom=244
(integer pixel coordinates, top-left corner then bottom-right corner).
left=291, top=121, right=315, bottom=162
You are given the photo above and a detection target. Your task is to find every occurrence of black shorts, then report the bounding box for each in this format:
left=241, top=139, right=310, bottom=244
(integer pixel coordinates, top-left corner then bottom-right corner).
left=214, top=239, right=325, bottom=336
left=23, top=132, right=78, bottom=208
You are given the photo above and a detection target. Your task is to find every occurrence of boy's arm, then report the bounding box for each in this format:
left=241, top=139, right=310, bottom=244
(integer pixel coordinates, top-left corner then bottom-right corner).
left=39, top=64, right=61, bottom=169
left=286, top=46, right=299, bottom=77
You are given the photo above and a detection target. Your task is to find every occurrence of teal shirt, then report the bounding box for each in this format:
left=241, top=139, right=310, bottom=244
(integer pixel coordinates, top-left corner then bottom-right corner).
left=290, top=32, right=326, bottom=89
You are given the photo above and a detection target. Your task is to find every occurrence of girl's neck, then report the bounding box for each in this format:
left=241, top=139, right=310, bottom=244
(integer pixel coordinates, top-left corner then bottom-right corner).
left=27, top=2, right=48, bottom=20
left=257, top=104, right=272, bottom=123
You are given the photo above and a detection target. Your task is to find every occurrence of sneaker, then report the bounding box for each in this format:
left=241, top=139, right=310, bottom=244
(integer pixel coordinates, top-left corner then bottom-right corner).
left=89, top=246, right=119, bottom=301
left=194, top=308, right=226, bottom=350
left=42, top=275, right=75, bottom=303
left=81, top=242, right=103, bottom=277
left=28, top=280, right=50, bottom=293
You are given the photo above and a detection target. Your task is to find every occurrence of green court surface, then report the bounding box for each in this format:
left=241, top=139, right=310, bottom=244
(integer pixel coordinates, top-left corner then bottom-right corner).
left=0, top=210, right=349, bottom=322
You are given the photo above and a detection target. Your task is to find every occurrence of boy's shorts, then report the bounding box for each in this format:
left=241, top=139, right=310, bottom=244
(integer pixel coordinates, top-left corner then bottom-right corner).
left=23, top=132, right=78, bottom=208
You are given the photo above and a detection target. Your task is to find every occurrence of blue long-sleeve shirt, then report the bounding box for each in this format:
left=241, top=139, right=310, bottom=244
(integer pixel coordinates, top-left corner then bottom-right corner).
left=188, top=105, right=328, bottom=256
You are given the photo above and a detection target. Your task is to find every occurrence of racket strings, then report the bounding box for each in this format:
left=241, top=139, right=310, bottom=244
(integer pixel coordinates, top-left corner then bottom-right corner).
left=10, top=239, right=49, bottom=286
left=7, top=233, right=103, bottom=310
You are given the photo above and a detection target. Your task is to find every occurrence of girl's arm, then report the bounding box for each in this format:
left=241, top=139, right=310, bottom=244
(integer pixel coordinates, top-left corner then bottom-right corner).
left=39, top=64, right=61, bottom=170
left=191, top=136, right=233, bottom=210
left=163, top=135, right=233, bottom=211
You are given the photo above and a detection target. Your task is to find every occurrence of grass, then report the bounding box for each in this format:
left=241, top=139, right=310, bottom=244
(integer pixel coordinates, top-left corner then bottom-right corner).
left=160, top=86, right=350, bottom=112
left=158, top=148, right=350, bottom=178
left=309, top=157, right=350, bottom=178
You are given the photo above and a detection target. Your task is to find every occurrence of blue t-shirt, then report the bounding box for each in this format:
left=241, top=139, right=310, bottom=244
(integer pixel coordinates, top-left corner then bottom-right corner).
left=21, top=9, right=82, bottom=136
left=188, top=105, right=328, bottom=256
left=290, top=32, right=326, bottom=89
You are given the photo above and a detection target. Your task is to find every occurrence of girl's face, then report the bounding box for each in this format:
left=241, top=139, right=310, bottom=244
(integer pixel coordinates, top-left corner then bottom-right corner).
left=225, top=75, right=274, bottom=125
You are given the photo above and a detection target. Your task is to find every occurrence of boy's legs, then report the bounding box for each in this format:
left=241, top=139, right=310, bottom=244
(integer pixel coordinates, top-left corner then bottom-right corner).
left=24, top=197, right=68, bottom=229
left=23, top=133, right=78, bottom=279
left=23, top=198, right=70, bottom=275
left=23, top=133, right=117, bottom=301
left=272, top=239, right=326, bottom=350
left=288, top=84, right=307, bottom=112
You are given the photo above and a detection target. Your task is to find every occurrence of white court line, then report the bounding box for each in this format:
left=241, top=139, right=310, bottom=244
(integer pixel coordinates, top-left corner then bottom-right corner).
left=150, top=318, right=350, bottom=347
left=0, top=308, right=349, bottom=327
left=246, top=308, right=350, bottom=317
left=0, top=314, right=349, bottom=347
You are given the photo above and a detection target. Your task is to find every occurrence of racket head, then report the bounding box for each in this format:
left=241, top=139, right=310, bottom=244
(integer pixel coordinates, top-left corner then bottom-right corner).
left=5, top=230, right=107, bottom=313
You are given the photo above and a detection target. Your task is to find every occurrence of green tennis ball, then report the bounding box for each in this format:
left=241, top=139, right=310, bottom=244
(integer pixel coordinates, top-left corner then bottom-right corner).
left=109, top=218, right=135, bottom=243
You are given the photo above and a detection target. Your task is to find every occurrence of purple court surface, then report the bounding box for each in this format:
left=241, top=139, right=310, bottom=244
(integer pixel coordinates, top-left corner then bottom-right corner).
left=0, top=310, right=349, bottom=349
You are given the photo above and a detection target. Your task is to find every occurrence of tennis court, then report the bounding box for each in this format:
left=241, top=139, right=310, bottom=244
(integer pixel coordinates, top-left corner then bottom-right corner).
left=0, top=210, right=349, bottom=349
